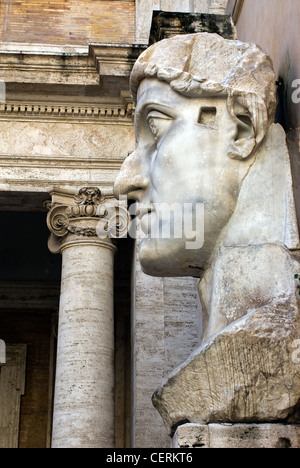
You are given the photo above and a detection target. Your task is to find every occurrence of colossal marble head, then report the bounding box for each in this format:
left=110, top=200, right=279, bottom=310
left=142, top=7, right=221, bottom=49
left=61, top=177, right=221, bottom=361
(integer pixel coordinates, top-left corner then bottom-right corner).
left=114, top=33, right=278, bottom=277
left=114, top=34, right=300, bottom=431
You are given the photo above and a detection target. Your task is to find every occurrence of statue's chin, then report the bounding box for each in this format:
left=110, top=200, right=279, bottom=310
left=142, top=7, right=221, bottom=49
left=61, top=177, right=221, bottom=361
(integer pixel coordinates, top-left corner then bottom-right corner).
left=139, top=238, right=206, bottom=278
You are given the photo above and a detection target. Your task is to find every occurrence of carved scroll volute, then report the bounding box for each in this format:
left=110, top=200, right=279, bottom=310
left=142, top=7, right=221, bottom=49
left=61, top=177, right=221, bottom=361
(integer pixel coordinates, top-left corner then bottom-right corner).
left=46, top=203, right=70, bottom=254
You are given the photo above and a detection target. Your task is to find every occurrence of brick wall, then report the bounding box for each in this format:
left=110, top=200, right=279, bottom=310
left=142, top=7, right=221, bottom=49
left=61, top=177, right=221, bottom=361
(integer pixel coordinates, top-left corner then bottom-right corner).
left=0, top=0, right=135, bottom=45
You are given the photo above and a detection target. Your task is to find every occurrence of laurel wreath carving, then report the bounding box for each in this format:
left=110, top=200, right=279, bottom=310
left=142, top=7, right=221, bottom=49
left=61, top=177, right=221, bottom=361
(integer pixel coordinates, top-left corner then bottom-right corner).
left=56, top=219, right=99, bottom=237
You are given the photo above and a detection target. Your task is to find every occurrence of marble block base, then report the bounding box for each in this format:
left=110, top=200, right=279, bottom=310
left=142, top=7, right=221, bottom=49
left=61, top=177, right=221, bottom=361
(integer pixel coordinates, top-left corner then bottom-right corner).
left=172, top=424, right=300, bottom=449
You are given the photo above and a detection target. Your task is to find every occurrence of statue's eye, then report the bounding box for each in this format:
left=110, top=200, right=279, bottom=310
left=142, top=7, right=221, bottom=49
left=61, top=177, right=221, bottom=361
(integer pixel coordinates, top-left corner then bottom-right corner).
left=147, top=110, right=173, bottom=142
left=198, top=107, right=217, bottom=126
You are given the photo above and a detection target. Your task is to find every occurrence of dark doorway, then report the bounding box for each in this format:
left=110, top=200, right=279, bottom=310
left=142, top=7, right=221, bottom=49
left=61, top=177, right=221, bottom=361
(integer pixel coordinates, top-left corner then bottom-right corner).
left=0, top=203, right=61, bottom=448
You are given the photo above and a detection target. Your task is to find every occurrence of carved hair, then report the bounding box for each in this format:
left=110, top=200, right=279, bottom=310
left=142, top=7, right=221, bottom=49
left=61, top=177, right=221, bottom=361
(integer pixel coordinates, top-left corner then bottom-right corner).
left=131, top=33, right=277, bottom=155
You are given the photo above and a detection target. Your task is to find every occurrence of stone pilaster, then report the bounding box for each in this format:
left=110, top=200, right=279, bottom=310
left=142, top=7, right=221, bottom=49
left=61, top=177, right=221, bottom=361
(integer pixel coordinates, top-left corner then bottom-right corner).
left=47, top=187, right=118, bottom=448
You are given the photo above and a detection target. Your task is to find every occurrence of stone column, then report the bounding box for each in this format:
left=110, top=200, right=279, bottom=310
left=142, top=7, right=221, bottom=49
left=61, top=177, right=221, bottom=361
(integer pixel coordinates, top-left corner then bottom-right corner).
left=47, top=187, right=117, bottom=448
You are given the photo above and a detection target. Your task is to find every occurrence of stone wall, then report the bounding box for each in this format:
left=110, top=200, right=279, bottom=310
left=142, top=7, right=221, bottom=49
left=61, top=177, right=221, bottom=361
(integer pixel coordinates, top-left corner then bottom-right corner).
left=132, top=254, right=171, bottom=448
left=136, top=0, right=229, bottom=42
left=131, top=233, right=202, bottom=447
left=234, top=0, right=300, bottom=229
left=0, top=120, right=135, bottom=194
left=235, top=0, right=300, bottom=128
left=0, top=0, right=135, bottom=45
left=0, top=0, right=229, bottom=47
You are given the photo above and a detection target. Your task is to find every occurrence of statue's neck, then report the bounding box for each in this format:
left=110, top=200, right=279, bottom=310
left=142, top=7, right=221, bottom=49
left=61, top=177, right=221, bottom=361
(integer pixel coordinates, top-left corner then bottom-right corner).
left=199, top=124, right=300, bottom=343
left=199, top=243, right=300, bottom=344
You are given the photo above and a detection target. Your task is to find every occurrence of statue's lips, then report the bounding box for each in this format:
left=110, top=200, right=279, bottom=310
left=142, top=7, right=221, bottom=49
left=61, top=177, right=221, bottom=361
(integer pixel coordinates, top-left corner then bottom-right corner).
left=136, top=205, right=153, bottom=218
left=137, top=206, right=155, bottom=235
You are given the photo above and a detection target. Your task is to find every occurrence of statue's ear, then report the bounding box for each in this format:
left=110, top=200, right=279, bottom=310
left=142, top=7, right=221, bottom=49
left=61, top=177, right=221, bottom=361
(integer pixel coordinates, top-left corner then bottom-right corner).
left=227, top=112, right=256, bottom=160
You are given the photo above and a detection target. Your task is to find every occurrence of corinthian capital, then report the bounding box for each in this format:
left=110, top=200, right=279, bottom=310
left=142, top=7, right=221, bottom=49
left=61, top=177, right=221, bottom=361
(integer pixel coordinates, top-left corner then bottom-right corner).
left=46, top=187, right=106, bottom=253
left=46, top=187, right=129, bottom=254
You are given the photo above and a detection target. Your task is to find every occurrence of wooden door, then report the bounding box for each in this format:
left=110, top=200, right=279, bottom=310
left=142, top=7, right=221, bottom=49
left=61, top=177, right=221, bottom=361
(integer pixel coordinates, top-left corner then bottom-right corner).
left=0, top=345, right=27, bottom=448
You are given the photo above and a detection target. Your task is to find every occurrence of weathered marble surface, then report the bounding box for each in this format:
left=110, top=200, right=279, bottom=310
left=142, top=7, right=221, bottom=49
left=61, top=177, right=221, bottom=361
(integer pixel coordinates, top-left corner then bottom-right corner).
left=173, top=423, right=300, bottom=449
left=153, top=291, right=300, bottom=433
left=114, top=32, right=300, bottom=439
left=135, top=1, right=229, bottom=43
left=0, top=121, right=135, bottom=194
left=0, top=122, right=134, bottom=159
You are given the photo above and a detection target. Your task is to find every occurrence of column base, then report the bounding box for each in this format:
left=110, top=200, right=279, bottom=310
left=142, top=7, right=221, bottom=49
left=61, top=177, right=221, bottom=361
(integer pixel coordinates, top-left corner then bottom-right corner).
left=172, top=423, right=300, bottom=449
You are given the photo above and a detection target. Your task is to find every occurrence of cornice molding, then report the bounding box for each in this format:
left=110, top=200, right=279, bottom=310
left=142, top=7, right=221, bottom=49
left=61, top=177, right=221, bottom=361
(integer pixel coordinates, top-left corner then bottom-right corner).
left=90, top=43, right=147, bottom=78
left=0, top=43, right=89, bottom=54
left=0, top=100, right=135, bottom=123
left=0, top=43, right=147, bottom=85
left=0, top=155, right=124, bottom=172
left=0, top=44, right=142, bottom=122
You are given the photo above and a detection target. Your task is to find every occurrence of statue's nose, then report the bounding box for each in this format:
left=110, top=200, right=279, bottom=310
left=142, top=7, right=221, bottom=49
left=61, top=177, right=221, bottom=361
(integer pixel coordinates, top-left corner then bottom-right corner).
left=114, top=152, right=150, bottom=202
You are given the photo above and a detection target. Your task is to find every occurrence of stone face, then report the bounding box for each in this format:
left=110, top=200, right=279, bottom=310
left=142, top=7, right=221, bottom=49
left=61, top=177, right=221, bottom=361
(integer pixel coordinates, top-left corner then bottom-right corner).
left=173, top=424, right=300, bottom=449
left=114, top=32, right=300, bottom=438
left=129, top=33, right=277, bottom=122
left=116, top=78, right=263, bottom=278
left=115, top=33, right=281, bottom=281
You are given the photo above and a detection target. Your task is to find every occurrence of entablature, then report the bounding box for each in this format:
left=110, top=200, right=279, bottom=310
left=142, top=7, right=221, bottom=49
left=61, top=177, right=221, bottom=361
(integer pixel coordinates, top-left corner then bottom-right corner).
left=0, top=42, right=146, bottom=85
left=0, top=43, right=145, bottom=123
